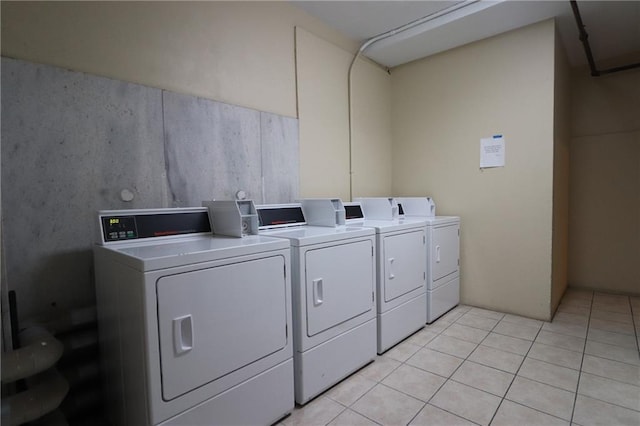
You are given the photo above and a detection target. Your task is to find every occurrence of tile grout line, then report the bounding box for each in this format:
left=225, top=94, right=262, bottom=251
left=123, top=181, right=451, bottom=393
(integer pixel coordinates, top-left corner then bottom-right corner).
left=405, top=309, right=472, bottom=425
left=405, top=306, right=488, bottom=426
left=436, top=309, right=575, bottom=425
left=629, top=296, right=640, bottom=354
left=487, top=313, right=546, bottom=425
left=340, top=308, right=468, bottom=426
left=569, top=290, right=594, bottom=424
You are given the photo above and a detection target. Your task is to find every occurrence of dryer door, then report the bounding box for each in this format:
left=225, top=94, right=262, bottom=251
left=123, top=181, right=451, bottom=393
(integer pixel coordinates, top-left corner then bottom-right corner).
left=382, top=230, right=426, bottom=302
left=431, top=224, right=460, bottom=284
left=156, top=255, right=287, bottom=401
left=305, top=240, right=374, bottom=337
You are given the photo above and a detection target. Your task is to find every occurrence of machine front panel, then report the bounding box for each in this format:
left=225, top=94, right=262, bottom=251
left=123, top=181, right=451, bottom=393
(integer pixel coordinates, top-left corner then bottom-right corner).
left=156, top=255, right=287, bottom=401
left=432, top=224, right=460, bottom=282
left=382, top=230, right=427, bottom=302
left=304, top=240, right=375, bottom=337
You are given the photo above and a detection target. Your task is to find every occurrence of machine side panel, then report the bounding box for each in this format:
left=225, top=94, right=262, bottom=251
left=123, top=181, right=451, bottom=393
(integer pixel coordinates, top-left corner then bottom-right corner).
left=94, top=246, right=150, bottom=426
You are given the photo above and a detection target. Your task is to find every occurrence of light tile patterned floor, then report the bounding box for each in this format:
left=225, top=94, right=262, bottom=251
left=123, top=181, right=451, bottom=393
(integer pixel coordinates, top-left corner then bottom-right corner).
left=278, top=290, right=640, bottom=425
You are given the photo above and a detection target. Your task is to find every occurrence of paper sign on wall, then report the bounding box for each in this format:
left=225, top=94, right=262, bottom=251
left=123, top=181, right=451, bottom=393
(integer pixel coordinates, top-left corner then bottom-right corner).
left=480, top=135, right=505, bottom=168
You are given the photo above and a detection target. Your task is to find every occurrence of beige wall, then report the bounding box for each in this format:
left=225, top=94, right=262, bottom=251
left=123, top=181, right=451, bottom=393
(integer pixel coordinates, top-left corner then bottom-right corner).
left=295, top=27, right=351, bottom=200
left=569, top=53, right=640, bottom=295
left=391, top=20, right=557, bottom=320
left=551, top=27, right=571, bottom=314
left=1, top=1, right=357, bottom=118
left=351, top=57, right=393, bottom=198
left=295, top=28, right=392, bottom=200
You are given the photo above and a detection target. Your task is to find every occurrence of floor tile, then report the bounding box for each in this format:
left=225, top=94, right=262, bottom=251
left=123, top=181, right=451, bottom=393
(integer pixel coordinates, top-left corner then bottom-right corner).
left=592, top=301, right=631, bottom=315
left=357, top=356, right=401, bottom=382
left=481, top=332, right=532, bottom=355
left=556, top=303, right=591, bottom=317
left=383, top=340, right=422, bottom=363
left=406, top=347, right=464, bottom=378
left=424, top=321, right=450, bottom=333
left=491, top=400, right=569, bottom=426
left=573, top=394, right=640, bottom=426
left=283, top=396, right=345, bottom=426
left=590, top=318, right=636, bottom=336
left=501, top=313, right=545, bottom=329
left=581, top=354, right=640, bottom=387
left=518, top=357, right=579, bottom=392
left=468, top=345, right=524, bottom=374
left=442, top=323, right=490, bottom=344
left=558, top=298, right=591, bottom=308
left=382, top=364, right=446, bottom=402
left=593, top=292, right=628, bottom=304
left=578, top=372, right=640, bottom=411
left=535, top=330, right=585, bottom=353
left=325, top=373, right=377, bottom=406
left=528, top=342, right=583, bottom=370
left=426, top=335, right=478, bottom=359
left=506, top=376, right=575, bottom=420
left=409, top=403, right=476, bottom=426
left=590, top=309, right=634, bottom=324
left=438, top=309, right=466, bottom=324
left=587, top=328, right=638, bottom=349
left=451, top=360, right=514, bottom=397
left=327, top=409, right=377, bottom=426
left=405, top=328, right=439, bottom=347
left=351, top=384, right=424, bottom=426
left=468, top=307, right=505, bottom=321
left=457, top=305, right=474, bottom=312
left=430, top=380, right=501, bottom=426
left=553, top=312, right=590, bottom=326
left=542, top=321, right=588, bottom=338
left=493, top=320, right=540, bottom=341
left=455, top=312, right=499, bottom=331
left=584, top=340, right=640, bottom=366
left=286, top=294, right=640, bottom=426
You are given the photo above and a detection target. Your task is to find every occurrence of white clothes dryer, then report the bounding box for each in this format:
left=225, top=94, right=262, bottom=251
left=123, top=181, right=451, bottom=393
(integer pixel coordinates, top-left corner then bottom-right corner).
left=397, top=198, right=461, bottom=323
left=345, top=200, right=427, bottom=353
left=256, top=204, right=377, bottom=405
left=94, top=208, right=294, bottom=426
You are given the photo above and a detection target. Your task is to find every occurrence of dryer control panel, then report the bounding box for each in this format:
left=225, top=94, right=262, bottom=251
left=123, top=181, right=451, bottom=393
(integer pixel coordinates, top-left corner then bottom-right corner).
left=98, top=208, right=211, bottom=244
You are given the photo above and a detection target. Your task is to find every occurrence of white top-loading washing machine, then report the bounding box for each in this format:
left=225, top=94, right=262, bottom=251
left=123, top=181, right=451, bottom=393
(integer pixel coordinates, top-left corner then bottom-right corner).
left=256, top=203, right=377, bottom=405
left=93, top=207, right=294, bottom=426
left=346, top=198, right=427, bottom=353
left=397, top=197, right=461, bottom=323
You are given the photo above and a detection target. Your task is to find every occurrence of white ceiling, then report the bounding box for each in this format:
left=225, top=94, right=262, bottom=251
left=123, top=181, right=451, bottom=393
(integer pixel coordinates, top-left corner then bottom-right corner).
left=293, top=0, right=640, bottom=68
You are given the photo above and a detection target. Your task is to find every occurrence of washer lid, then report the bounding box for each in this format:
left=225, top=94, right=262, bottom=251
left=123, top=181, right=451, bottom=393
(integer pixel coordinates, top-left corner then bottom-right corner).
left=96, top=235, right=289, bottom=271
left=260, top=225, right=374, bottom=246
left=405, top=215, right=460, bottom=226
left=345, top=218, right=427, bottom=234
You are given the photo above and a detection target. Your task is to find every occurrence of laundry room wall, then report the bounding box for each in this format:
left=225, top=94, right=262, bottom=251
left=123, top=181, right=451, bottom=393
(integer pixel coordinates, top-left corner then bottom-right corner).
left=551, top=29, right=571, bottom=315
left=390, top=20, right=557, bottom=320
left=295, top=27, right=393, bottom=200
left=0, top=1, right=356, bottom=119
left=1, top=2, right=390, bottom=322
left=568, top=52, right=640, bottom=295
left=351, top=55, right=393, bottom=198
